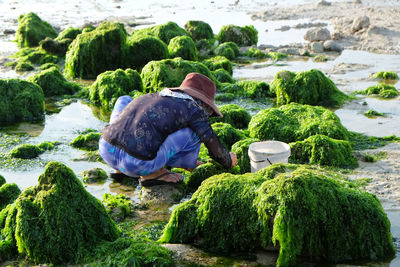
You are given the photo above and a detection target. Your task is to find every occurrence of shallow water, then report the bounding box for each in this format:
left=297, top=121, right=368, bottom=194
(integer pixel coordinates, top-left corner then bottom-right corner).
left=0, top=0, right=400, bottom=266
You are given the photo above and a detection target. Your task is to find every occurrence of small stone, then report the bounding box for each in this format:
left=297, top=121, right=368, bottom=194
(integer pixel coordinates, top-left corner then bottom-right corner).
left=277, top=47, right=300, bottom=55
left=81, top=167, right=108, bottom=184
left=351, top=16, right=370, bottom=33
left=323, top=40, right=343, bottom=52
left=304, top=27, right=331, bottom=42
left=310, top=42, right=324, bottom=53
left=140, top=184, right=184, bottom=205
left=4, top=29, right=16, bottom=34
left=317, top=0, right=331, bottom=6
left=276, top=25, right=291, bottom=31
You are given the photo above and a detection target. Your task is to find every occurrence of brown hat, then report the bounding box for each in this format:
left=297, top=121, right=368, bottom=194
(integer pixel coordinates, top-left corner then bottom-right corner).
left=170, top=73, right=223, bottom=117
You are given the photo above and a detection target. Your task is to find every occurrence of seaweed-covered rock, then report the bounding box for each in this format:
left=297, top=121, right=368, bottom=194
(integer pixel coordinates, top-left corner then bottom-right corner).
left=126, top=35, right=169, bottom=70
left=55, top=27, right=82, bottom=41
left=81, top=168, right=108, bottom=184
left=0, top=202, right=18, bottom=260
left=0, top=175, right=5, bottom=186
left=236, top=80, right=270, bottom=98
left=202, top=56, right=233, bottom=75
left=102, top=193, right=132, bottom=222
left=231, top=138, right=259, bottom=173
left=214, top=42, right=240, bottom=60
left=209, top=104, right=251, bottom=129
left=11, top=48, right=59, bottom=66
left=184, top=20, right=214, bottom=41
left=270, top=69, right=350, bottom=107
left=211, top=122, right=246, bottom=149
left=39, top=37, right=73, bottom=56
left=356, top=84, right=399, bottom=99
left=0, top=183, right=21, bottom=211
left=0, top=79, right=44, bottom=125
left=16, top=12, right=58, bottom=47
left=0, top=161, right=121, bottom=264
left=10, top=144, right=42, bottom=159
left=217, top=24, right=258, bottom=46
left=289, top=134, right=358, bottom=168
left=218, top=82, right=245, bottom=96
left=28, top=67, right=81, bottom=97
left=70, top=132, right=101, bottom=151
left=65, top=22, right=128, bottom=79
left=248, top=103, right=350, bottom=143
left=375, top=71, right=399, bottom=81
left=160, top=164, right=395, bottom=266
left=39, top=62, right=59, bottom=70
left=89, top=68, right=143, bottom=110
left=15, top=62, right=34, bottom=72
left=168, top=35, right=198, bottom=61
left=141, top=57, right=214, bottom=92
left=364, top=109, right=384, bottom=118
left=132, top=21, right=188, bottom=44
left=212, top=68, right=234, bottom=83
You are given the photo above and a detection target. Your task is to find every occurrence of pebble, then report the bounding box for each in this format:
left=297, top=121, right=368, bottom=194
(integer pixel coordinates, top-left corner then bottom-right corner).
left=304, top=27, right=331, bottom=42
left=323, top=40, right=343, bottom=52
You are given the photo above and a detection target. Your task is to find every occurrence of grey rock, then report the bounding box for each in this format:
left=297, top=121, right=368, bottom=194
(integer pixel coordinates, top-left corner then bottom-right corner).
left=323, top=40, right=343, bottom=52
left=304, top=27, right=331, bottom=42
left=310, top=42, right=324, bottom=53
left=3, top=29, right=15, bottom=35
left=276, top=25, right=291, bottom=31
left=140, top=184, right=184, bottom=205
left=277, top=47, right=300, bottom=55
left=351, top=16, right=370, bottom=33
left=317, top=0, right=331, bottom=6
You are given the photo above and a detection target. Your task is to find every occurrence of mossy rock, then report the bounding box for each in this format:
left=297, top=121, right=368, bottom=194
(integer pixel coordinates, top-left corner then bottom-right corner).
left=245, top=47, right=268, bottom=58
left=211, top=122, right=247, bottom=150
left=0, top=183, right=21, bottom=211
left=39, top=62, right=59, bottom=70
left=216, top=24, right=258, bottom=46
left=81, top=168, right=108, bottom=184
left=132, top=21, right=188, bottom=44
left=28, top=66, right=81, bottom=97
left=212, top=68, right=234, bottom=83
left=65, top=22, right=129, bottom=79
left=231, top=138, right=259, bottom=173
left=16, top=12, right=58, bottom=47
left=184, top=20, right=214, bottom=41
left=102, top=193, right=132, bottom=221
left=37, top=141, right=56, bottom=151
left=203, top=56, right=233, bottom=75
left=209, top=104, right=251, bottom=129
left=214, top=42, right=240, bottom=60
left=15, top=62, right=34, bottom=72
left=12, top=48, right=59, bottom=65
left=195, top=39, right=215, bottom=57
left=364, top=109, right=384, bottom=118
left=55, top=27, right=82, bottom=41
left=141, top=57, right=215, bottom=93
left=39, top=37, right=73, bottom=56
left=218, top=82, right=245, bottom=96
left=289, top=134, right=358, bottom=168
left=0, top=161, right=121, bottom=264
left=168, top=36, right=198, bottom=61
left=215, top=93, right=236, bottom=101
left=248, top=103, right=350, bottom=143
left=160, top=164, right=395, bottom=266
left=313, top=55, right=328, bottom=62
left=0, top=79, right=44, bottom=125
left=126, top=35, right=169, bottom=70
left=89, top=68, right=143, bottom=110
left=375, top=71, right=399, bottom=81
left=70, top=132, right=101, bottom=151
left=9, top=144, right=43, bottom=159
left=236, top=80, right=270, bottom=98
left=0, top=175, right=5, bottom=186
left=356, top=84, right=399, bottom=99
left=270, top=69, right=350, bottom=107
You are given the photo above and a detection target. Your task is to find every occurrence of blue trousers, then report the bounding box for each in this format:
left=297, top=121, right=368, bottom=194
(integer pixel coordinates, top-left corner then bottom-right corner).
left=99, top=96, right=201, bottom=177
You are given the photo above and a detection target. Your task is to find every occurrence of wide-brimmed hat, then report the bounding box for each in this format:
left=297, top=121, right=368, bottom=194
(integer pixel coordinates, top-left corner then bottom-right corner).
left=170, top=72, right=223, bottom=118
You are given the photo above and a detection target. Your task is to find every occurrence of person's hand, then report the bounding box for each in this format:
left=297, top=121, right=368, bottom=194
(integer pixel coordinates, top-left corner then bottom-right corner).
left=230, top=152, right=237, bottom=168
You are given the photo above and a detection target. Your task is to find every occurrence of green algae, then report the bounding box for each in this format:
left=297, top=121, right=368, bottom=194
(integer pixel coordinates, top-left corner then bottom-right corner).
left=102, top=193, right=133, bottom=222
left=89, top=68, right=143, bottom=110
left=0, top=175, right=5, bottom=186
left=217, top=24, right=258, bottom=46
left=364, top=109, right=384, bottom=118
left=375, top=71, right=399, bottom=81
left=0, top=183, right=21, bottom=211
left=184, top=20, right=214, bottom=41
left=289, top=134, right=358, bottom=168
left=313, top=55, right=328, bottom=62
left=209, top=104, right=251, bottom=129
left=10, top=144, right=42, bottom=159
left=141, top=57, right=215, bottom=92
left=0, top=161, right=121, bottom=264
left=168, top=35, right=198, bottom=61
left=248, top=103, right=350, bottom=143
left=55, top=27, right=82, bottom=41
left=9, top=47, right=59, bottom=67
left=126, top=35, right=169, bottom=70
left=215, top=92, right=236, bottom=101
left=270, top=69, right=350, bottom=107
left=81, top=168, right=108, bottom=184
left=70, top=132, right=101, bottom=151
left=39, top=63, right=59, bottom=70
left=16, top=12, right=58, bottom=47
left=214, top=42, right=240, bottom=60
left=132, top=21, right=188, bottom=44
left=231, top=138, right=259, bottom=173
left=236, top=80, right=270, bottom=98
left=65, top=22, right=129, bottom=79
left=161, top=164, right=395, bottom=266
left=28, top=66, right=81, bottom=97
left=212, top=68, right=234, bottom=83
left=0, top=203, right=18, bottom=261
left=203, top=56, right=233, bottom=75
left=349, top=132, right=400, bottom=150
left=39, top=37, right=73, bottom=56
left=14, top=62, right=34, bottom=72
left=356, top=84, right=399, bottom=99
left=0, top=79, right=45, bottom=125
left=212, top=122, right=247, bottom=150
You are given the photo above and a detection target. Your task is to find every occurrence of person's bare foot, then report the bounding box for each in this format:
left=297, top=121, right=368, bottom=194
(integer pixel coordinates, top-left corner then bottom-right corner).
left=140, top=168, right=182, bottom=183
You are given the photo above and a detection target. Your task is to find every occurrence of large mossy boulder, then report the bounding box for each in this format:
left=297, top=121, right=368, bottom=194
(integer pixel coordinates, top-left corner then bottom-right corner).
left=236, top=80, right=270, bottom=98
left=0, top=161, right=120, bottom=264
left=214, top=42, right=240, bottom=60
left=126, top=35, right=169, bottom=70
left=141, top=57, right=214, bottom=92
left=132, top=21, right=188, bottom=44
left=0, top=182, right=21, bottom=211
left=209, top=104, right=251, bottom=129
left=231, top=138, right=259, bottom=174
left=89, top=68, right=143, bottom=110
left=168, top=36, right=198, bottom=61
left=16, top=12, right=58, bottom=47
left=212, top=68, right=234, bottom=83
left=28, top=67, right=81, bottom=97
left=211, top=122, right=246, bottom=149
left=248, top=103, right=349, bottom=143
left=289, top=134, right=358, bottom=168
left=0, top=79, right=44, bottom=125
left=184, top=20, right=214, bottom=41
left=10, top=144, right=42, bottom=159
left=270, top=69, right=350, bottom=107
left=160, top=164, right=395, bottom=266
left=203, top=56, right=233, bottom=75
left=65, top=22, right=128, bottom=79
left=217, top=24, right=258, bottom=46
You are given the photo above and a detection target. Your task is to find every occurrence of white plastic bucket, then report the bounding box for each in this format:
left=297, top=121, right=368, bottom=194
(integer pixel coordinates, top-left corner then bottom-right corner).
left=248, top=141, right=291, bottom=172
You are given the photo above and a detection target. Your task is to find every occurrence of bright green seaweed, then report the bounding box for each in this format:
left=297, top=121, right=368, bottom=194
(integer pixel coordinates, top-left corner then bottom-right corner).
left=70, top=132, right=101, bottom=151
left=168, top=35, right=198, bottom=61
left=184, top=20, right=214, bottom=41
left=16, top=12, right=58, bottom=47
left=217, top=24, right=258, bottom=46
left=209, top=104, right=251, bottom=129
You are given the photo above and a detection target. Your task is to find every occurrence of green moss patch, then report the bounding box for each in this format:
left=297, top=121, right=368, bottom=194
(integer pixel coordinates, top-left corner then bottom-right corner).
left=15, top=62, right=34, bottom=72
left=0, top=183, right=21, bottom=211
left=102, top=193, right=133, bottom=222
left=313, top=55, right=328, bottom=62
left=217, top=24, right=258, bottom=46
left=0, top=79, right=44, bottom=125
left=9, top=141, right=57, bottom=159
left=236, top=80, right=270, bottom=98
left=289, top=134, right=358, bottom=168
left=364, top=109, right=384, bottom=118
left=375, top=71, right=399, bottom=81
left=56, top=27, right=82, bottom=41
left=70, top=132, right=101, bottom=151
left=132, top=21, right=188, bottom=44
left=184, top=20, right=214, bottom=41
left=212, top=68, right=234, bottom=83
left=270, top=69, right=350, bottom=107
left=211, top=122, right=247, bottom=149
left=81, top=168, right=108, bottom=184
left=9, top=47, right=59, bottom=67
left=168, top=35, right=198, bottom=61
left=209, top=104, right=251, bottom=129
left=231, top=138, right=259, bottom=173
left=203, top=56, right=233, bottom=75
left=356, top=84, right=399, bottom=99
left=214, top=42, right=240, bottom=60
left=248, top=103, right=350, bottom=143
left=161, top=164, right=395, bottom=266
left=89, top=68, right=143, bottom=110
left=16, top=12, right=58, bottom=47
